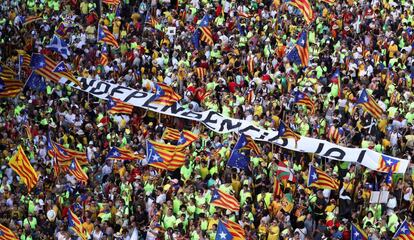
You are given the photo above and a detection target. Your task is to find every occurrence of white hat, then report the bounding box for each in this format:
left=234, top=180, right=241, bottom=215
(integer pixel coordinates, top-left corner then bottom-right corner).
left=47, top=209, right=56, bottom=221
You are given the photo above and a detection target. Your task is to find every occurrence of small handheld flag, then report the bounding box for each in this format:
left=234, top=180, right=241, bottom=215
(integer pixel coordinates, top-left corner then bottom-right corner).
left=210, top=188, right=240, bottom=212
left=307, top=165, right=339, bottom=190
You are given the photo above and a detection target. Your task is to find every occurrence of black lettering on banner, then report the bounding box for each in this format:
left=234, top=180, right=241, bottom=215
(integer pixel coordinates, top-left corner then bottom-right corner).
left=239, top=125, right=262, bottom=135
left=110, top=85, right=133, bottom=97
left=89, top=81, right=111, bottom=95
left=161, top=103, right=186, bottom=114
left=202, top=111, right=222, bottom=129
left=314, top=143, right=325, bottom=154
left=218, top=119, right=242, bottom=132
left=182, top=111, right=203, bottom=120
left=356, top=150, right=367, bottom=163
left=123, top=91, right=149, bottom=102
left=258, top=131, right=269, bottom=140
left=141, top=96, right=158, bottom=111
left=273, top=138, right=288, bottom=147
left=267, top=134, right=281, bottom=142
left=80, top=78, right=90, bottom=89
left=323, top=148, right=346, bottom=160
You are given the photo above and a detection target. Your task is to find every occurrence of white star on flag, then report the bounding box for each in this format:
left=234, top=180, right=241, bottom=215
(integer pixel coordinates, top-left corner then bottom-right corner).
left=312, top=173, right=318, bottom=180
left=219, top=231, right=227, bottom=239
left=152, top=154, right=160, bottom=162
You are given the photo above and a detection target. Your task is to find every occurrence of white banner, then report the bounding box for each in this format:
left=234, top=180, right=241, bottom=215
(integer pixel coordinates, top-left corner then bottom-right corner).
left=68, top=77, right=409, bottom=174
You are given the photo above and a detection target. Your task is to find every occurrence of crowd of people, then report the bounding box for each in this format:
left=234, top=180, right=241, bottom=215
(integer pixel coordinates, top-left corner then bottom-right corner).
left=0, top=0, right=414, bottom=239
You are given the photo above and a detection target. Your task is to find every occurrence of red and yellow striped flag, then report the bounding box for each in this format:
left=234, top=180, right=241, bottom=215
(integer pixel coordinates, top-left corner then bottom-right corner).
left=0, top=224, right=18, bottom=240
left=68, top=210, right=88, bottom=240
left=102, top=0, right=121, bottom=5
left=195, top=67, right=207, bottom=79
left=146, top=140, right=186, bottom=171
left=210, top=189, right=240, bottom=212
left=31, top=53, right=80, bottom=86
left=8, top=146, right=39, bottom=191
left=107, top=97, right=134, bottom=115
left=247, top=55, right=254, bottom=75
left=273, top=177, right=284, bottom=198
left=99, top=53, right=108, bottom=66
left=200, top=27, right=214, bottom=46
left=307, top=165, right=339, bottom=190
left=61, top=159, right=88, bottom=185
left=288, top=0, right=314, bottom=24
left=162, top=127, right=181, bottom=141
left=0, top=64, right=22, bottom=98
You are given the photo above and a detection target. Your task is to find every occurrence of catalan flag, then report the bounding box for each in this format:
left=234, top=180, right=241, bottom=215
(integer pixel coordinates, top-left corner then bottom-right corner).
left=0, top=65, right=22, bottom=98
left=307, top=165, right=339, bottom=190
left=277, top=161, right=297, bottom=182
left=351, top=223, right=368, bottom=240
left=273, top=177, right=284, bottom=198
left=327, top=125, right=344, bottom=144
left=151, top=83, right=182, bottom=106
left=107, top=97, right=134, bottom=115
left=0, top=224, right=18, bottom=240
left=245, top=89, right=255, bottom=104
left=237, top=11, right=253, bottom=18
left=55, top=22, right=70, bottom=38
left=195, top=67, right=207, bottom=79
left=377, top=155, right=400, bottom=173
left=287, top=0, right=314, bottom=24
left=233, top=133, right=261, bottom=155
left=200, top=26, right=214, bottom=46
left=286, top=31, right=309, bottom=66
left=247, top=55, right=254, bottom=75
left=97, top=25, right=119, bottom=48
left=162, top=127, right=181, bottom=141
left=210, top=189, right=240, bottom=212
left=146, top=140, right=186, bottom=171
left=106, top=147, right=143, bottom=161
left=52, top=142, right=88, bottom=166
left=22, top=124, right=32, bottom=141
left=102, top=0, right=121, bottom=5
left=278, top=121, right=301, bottom=142
left=145, top=14, right=158, bottom=27
left=68, top=209, right=88, bottom=240
left=22, top=16, right=43, bottom=26
left=8, top=146, right=39, bottom=191
left=62, top=159, right=88, bottom=185
left=356, top=89, right=383, bottom=119
left=393, top=220, right=414, bottom=240
left=30, top=53, right=81, bottom=86
left=321, top=0, right=335, bottom=4
left=216, top=220, right=245, bottom=240
left=293, top=91, right=315, bottom=114
left=46, top=133, right=60, bottom=175
left=99, top=47, right=109, bottom=66
left=177, top=130, right=198, bottom=147
left=17, top=50, right=31, bottom=70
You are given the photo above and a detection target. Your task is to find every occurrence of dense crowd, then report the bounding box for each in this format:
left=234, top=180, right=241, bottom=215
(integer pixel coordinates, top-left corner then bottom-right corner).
left=0, top=0, right=414, bottom=239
